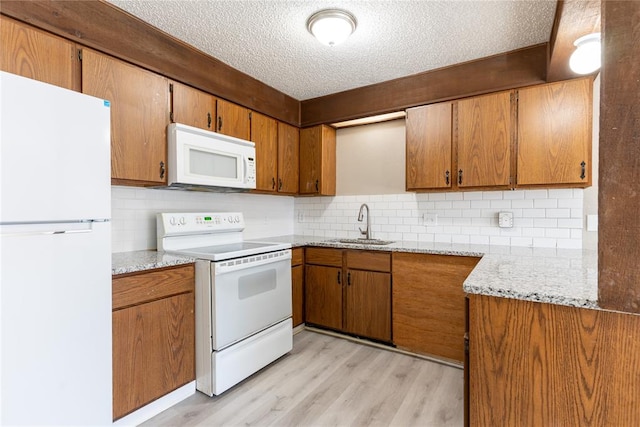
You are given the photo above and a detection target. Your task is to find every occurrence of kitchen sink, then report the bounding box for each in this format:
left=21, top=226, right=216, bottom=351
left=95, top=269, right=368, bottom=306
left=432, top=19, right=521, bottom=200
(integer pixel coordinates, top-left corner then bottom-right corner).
left=335, top=238, right=395, bottom=246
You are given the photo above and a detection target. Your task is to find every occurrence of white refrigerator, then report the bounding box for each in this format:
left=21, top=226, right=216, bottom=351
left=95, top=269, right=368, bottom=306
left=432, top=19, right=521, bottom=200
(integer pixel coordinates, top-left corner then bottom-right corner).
left=0, top=71, right=112, bottom=425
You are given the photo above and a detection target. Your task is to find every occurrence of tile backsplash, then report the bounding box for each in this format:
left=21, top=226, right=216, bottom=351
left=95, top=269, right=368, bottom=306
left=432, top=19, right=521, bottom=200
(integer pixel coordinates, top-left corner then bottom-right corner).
left=294, top=189, right=585, bottom=249
left=111, top=186, right=294, bottom=253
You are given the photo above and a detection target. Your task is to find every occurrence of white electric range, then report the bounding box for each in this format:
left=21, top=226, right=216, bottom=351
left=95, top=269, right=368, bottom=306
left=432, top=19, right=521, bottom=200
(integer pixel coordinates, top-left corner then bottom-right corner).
left=157, top=212, right=293, bottom=396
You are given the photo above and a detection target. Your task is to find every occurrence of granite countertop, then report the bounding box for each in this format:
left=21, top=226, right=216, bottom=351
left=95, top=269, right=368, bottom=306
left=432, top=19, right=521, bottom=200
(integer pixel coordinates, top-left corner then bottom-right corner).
left=113, top=235, right=598, bottom=310
left=112, top=250, right=195, bottom=275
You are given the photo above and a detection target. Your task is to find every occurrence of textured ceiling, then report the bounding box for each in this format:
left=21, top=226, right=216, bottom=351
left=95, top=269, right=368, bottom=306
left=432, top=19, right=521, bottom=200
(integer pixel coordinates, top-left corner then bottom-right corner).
left=107, top=0, right=557, bottom=101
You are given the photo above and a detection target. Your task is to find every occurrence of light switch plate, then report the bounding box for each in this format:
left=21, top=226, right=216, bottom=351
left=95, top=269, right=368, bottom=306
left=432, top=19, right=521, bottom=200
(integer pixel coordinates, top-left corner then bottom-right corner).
left=587, top=214, right=598, bottom=231
left=498, top=211, right=514, bottom=228
left=423, top=212, right=438, bottom=226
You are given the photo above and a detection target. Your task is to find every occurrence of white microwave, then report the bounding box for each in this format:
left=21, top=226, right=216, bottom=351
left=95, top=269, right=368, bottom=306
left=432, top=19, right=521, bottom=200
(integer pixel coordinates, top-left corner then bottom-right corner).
left=167, top=123, right=256, bottom=191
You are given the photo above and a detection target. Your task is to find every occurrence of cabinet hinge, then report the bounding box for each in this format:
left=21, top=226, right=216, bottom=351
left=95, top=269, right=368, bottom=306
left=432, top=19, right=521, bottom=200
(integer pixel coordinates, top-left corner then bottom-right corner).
left=77, top=49, right=83, bottom=62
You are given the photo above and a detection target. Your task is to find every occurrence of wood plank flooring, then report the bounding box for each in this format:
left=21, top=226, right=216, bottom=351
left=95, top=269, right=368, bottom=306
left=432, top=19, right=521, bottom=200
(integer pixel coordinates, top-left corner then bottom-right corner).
left=142, top=330, right=463, bottom=426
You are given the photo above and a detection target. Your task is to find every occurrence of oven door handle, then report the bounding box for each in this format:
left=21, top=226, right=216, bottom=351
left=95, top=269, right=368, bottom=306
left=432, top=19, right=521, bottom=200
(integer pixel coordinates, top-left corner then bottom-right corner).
left=213, top=249, right=292, bottom=275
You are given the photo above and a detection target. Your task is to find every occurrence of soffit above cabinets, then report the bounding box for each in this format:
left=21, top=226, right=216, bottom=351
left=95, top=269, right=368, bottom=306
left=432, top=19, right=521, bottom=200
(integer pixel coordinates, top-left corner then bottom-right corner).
left=106, top=0, right=556, bottom=101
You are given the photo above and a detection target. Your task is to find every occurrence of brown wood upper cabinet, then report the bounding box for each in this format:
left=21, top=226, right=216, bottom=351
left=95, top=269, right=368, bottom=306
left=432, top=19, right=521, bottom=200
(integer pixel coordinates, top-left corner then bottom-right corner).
left=81, top=49, right=170, bottom=186
left=170, top=81, right=216, bottom=131
left=251, top=114, right=299, bottom=194
left=216, top=98, right=250, bottom=140
left=516, top=78, right=592, bottom=187
left=0, top=16, right=80, bottom=91
left=456, top=90, right=513, bottom=189
left=299, top=125, right=336, bottom=196
left=406, top=102, right=453, bottom=190
left=305, top=247, right=391, bottom=343
left=112, top=264, right=195, bottom=421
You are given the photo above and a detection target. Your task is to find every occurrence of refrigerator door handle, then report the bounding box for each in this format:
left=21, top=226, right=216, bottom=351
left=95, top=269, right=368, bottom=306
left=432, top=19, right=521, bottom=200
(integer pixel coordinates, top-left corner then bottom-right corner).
left=0, top=222, right=95, bottom=237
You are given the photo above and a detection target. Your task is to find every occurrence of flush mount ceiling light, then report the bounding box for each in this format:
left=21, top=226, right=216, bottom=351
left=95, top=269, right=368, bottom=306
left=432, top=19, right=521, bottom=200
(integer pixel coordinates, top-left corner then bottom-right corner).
left=307, top=9, right=357, bottom=47
left=569, top=33, right=601, bottom=75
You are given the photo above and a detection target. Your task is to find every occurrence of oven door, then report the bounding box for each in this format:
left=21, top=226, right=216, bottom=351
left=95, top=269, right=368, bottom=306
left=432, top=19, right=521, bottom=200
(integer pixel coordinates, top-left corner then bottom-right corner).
left=211, top=249, right=292, bottom=350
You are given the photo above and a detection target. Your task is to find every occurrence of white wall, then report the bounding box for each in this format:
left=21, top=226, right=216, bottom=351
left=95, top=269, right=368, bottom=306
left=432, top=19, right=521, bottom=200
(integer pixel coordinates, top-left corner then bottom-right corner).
left=582, top=74, right=599, bottom=250
left=336, top=119, right=405, bottom=195
left=111, top=187, right=294, bottom=253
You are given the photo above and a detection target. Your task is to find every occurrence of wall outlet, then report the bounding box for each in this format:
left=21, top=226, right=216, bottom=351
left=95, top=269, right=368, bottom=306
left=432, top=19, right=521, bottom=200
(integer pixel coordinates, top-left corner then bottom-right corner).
left=297, top=211, right=305, bottom=223
left=498, top=211, right=514, bottom=228
left=423, top=212, right=438, bottom=226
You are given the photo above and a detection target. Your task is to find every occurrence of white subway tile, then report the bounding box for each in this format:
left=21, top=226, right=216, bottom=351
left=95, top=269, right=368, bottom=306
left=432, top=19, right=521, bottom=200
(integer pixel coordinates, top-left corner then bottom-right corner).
left=504, top=191, right=525, bottom=200
left=525, top=189, right=548, bottom=199
left=523, top=208, right=546, bottom=218
left=558, top=218, right=583, bottom=229
left=470, top=235, right=490, bottom=245
left=403, top=233, right=418, bottom=241
left=452, top=235, right=470, bottom=244
left=534, top=218, right=558, bottom=228
left=463, top=209, right=482, bottom=218
left=573, top=189, right=584, bottom=199
left=434, top=234, right=453, bottom=243
left=510, top=237, right=533, bottom=247
left=521, top=228, right=546, bottom=237
left=549, top=189, right=575, bottom=199
left=463, top=192, right=484, bottom=200
left=491, top=200, right=512, bottom=209
left=445, top=192, right=464, bottom=201
left=533, top=237, right=557, bottom=248
left=571, top=229, right=583, bottom=239
left=428, top=193, right=447, bottom=201
left=571, top=208, right=583, bottom=219
left=434, top=201, right=453, bottom=209
left=482, top=192, right=503, bottom=200
left=388, top=201, right=404, bottom=209
left=418, top=201, right=435, bottom=210
left=418, top=234, right=435, bottom=243
left=546, top=228, right=571, bottom=239
left=396, top=225, right=411, bottom=233
left=546, top=208, right=571, bottom=218
left=396, top=210, right=411, bottom=218
left=558, top=198, right=583, bottom=209
left=452, top=218, right=473, bottom=226
left=452, top=200, right=471, bottom=209
left=512, top=199, right=534, bottom=209
left=516, top=218, right=534, bottom=228
left=490, top=236, right=510, bottom=246
left=471, top=200, right=491, bottom=209
left=534, top=198, right=558, bottom=209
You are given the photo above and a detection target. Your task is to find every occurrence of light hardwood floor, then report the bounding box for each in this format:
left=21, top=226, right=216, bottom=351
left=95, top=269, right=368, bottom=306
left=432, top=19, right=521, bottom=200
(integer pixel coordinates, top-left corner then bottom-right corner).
left=142, top=330, right=463, bottom=426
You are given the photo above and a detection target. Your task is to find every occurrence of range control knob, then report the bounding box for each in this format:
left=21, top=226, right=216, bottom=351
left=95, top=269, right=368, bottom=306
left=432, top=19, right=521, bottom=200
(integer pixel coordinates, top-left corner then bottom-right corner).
left=235, top=215, right=241, bottom=223
left=169, top=216, right=177, bottom=226
left=179, top=217, right=186, bottom=225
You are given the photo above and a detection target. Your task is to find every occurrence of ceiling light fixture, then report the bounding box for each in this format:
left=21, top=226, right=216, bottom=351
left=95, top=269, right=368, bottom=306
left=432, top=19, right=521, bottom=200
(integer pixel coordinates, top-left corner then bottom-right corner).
left=569, top=33, right=601, bottom=75
left=307, top=9, right=357, bottom=47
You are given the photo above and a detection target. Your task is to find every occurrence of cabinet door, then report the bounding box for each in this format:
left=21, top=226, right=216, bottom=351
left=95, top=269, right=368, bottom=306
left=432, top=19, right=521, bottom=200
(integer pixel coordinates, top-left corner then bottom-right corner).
left=82, top=49, right=169, bottom=185
left=277, top=122, right=300, bottom=194
left=345, top=269, right=391, bottom=342
left=517, top=78, right=592, bottom=186
left=392, top=253, right=479, bottom=362
left=171, top=81, right=216, bottom=131
left=406, top=102, right=453, bottom=190
left=305, top=265, right=342, bottom=330
left=112, top=292, right=195, bottom=420
left=292, top=264, right=304, bottom=327
left=216, top=98, right=250, bottom=140
left=250, top=112, right=278, bottom=192
left=457, top=91, right=512, bottom=188
left=299, top=125, right=336, bottom=195
left=1, top=16, right=79, bottom=91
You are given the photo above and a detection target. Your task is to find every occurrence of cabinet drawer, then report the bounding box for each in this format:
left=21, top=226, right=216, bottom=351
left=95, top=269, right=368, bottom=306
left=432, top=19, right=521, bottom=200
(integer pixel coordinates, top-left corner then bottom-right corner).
left=305, top=247, right=342, bottom=267
left=291, top=247, right=304, bottom=266
left=112, top=264, right=195, bottom=310
left=346, top=250, right=391, bottom=272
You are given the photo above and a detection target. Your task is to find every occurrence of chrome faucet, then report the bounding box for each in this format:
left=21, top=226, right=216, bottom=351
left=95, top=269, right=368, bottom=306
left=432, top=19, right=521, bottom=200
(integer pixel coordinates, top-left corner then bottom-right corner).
left=357, top=203, right=371, bottom=240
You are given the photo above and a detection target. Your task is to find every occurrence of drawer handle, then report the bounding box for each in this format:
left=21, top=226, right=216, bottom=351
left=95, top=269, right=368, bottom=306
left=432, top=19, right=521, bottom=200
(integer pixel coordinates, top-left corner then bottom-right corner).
left=445, top=170, right=450, bottom=185
left=580, top=161, right=586, bottom=180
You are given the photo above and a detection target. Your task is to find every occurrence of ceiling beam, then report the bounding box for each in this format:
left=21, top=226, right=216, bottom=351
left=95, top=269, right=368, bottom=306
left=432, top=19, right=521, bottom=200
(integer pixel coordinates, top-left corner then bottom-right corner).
left=0, top=0, right=301, bottom=126
left=300, top=44, right=547, bottom=127
left=547, top=0, right=601, bottom=82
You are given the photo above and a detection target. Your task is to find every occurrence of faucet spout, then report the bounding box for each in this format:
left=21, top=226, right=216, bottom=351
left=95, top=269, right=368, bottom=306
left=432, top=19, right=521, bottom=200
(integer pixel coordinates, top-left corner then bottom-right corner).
left=357, top=203, right=371, bottom=240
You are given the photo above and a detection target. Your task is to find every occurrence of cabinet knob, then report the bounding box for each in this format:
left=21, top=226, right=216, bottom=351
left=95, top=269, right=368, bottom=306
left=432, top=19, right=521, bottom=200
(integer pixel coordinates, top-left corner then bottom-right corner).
left=445, top=170, right=450, bottom=185
left=458, top=169, right=463, bottom=185
left=580, top=161, right=586, bottom=180
left=272, top=177, right=276, bottom=190
left=207, top=112, right=212, bottom=128
left=217, top=116, right=222, bottom=131
left=315, top=179, right=319, bottom=192
left=278, top=179, right=283, bottom=191
left=159, top=161, right=166, bottom=179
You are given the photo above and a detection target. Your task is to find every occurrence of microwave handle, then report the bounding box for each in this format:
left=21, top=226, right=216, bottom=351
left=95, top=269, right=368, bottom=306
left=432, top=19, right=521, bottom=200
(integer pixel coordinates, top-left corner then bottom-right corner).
left=243, top=156, right=249, bottom=183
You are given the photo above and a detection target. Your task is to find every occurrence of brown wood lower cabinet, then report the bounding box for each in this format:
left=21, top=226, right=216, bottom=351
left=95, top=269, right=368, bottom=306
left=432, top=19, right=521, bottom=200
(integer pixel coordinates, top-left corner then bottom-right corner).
left=305, top=248, right=391, bottom=343
left=468, top=294, right=640, bottom=426
left=392, top=253, right=479, bottom=362
left=112, top=264, right=195, bottom=421
left=291, top=247, right=304, bottom=327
